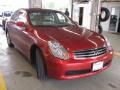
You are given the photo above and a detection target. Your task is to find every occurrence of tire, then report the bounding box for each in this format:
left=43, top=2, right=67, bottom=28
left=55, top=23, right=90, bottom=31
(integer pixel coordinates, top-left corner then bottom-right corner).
left=6, top=31, right=14, bottom=47
left=99, top=7, right=110, bottom=22
left=35, top=48, right=47, bottom=80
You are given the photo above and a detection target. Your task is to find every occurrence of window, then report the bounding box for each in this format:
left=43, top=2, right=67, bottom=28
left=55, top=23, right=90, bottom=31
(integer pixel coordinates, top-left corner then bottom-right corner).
left=56, top=13, right=66, bottom=23
left=29, top=12, right=55, bottom=26
left=4, top=12, right=11, bottom=17
left=11, top=11, right=19, bottom=21
left=16, top=11, right=27, bottom=23
left=11, top=10, right=27, bottom=23
left=29, top=11, right=74, bottom=26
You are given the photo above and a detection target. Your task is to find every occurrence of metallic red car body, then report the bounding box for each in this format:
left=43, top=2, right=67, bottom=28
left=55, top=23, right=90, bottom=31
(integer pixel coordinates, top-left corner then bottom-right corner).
left=6, top=8, right=113, bottom=80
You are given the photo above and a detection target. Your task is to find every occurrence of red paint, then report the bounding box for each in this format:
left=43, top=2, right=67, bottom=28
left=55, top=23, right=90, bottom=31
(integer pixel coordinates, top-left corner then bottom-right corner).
left=7, top=8, right=113, bottom=80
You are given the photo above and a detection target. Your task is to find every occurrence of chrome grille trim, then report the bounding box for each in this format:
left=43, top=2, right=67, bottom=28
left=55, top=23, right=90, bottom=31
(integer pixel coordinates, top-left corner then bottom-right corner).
left=74, top=47, right=107, bottom=58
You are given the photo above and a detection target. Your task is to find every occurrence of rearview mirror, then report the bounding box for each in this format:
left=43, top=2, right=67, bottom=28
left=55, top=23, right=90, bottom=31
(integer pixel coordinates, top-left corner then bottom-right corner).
left=16, top=22, right=25, bottom=27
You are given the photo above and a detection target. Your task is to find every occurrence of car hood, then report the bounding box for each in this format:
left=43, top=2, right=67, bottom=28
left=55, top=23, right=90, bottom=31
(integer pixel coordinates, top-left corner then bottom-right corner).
left=34, top=26, right=105, bottom=51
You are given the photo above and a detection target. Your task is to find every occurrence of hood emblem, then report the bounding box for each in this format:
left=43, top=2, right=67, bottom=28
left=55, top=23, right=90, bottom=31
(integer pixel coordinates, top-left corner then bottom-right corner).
left=94, top=50, right=99, bottom=56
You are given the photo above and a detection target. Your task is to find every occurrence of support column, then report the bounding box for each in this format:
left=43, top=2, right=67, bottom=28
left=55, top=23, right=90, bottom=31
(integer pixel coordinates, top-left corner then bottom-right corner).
left=90, top=0, right=101, bottom=31
left=29, top=0, right=42, bottom=8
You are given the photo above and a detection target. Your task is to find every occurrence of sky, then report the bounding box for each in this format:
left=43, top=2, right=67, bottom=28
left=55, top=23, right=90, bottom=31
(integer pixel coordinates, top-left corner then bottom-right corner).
left=0, top=0, right=29, bottom=12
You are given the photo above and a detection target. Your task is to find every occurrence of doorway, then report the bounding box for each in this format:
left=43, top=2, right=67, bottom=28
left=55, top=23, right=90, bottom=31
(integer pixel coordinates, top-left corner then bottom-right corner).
left=109, top=7, right=120, bottom=33
left=117, top=14, right=120, bottom=33
left=79, top=7, right=84, bottom=25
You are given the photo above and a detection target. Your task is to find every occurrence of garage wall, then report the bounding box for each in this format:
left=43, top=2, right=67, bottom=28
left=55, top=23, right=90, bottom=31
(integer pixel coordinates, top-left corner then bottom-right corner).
left=73, top=3, right=91, bottom=29
left=101, top=2, right=120, bottom=31
left=29, top=0, right=42, bottom=8
left=0, top=0, right=29, bottom=11
left=42, top=0, right=72, bottom=17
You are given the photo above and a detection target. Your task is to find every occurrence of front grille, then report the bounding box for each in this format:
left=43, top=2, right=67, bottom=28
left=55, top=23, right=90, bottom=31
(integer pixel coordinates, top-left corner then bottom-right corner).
left=65, top=69, right=91, bottom=76
left=74, top=47, right=107, bottom=58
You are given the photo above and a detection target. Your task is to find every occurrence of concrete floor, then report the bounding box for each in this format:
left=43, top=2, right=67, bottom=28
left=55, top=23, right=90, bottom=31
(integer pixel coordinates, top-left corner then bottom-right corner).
left=0, top=27, right=120, bottom=90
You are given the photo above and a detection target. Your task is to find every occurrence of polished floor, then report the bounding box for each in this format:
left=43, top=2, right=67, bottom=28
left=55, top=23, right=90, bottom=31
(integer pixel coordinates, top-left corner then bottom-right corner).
left=0, top=27, right=120, bottom=90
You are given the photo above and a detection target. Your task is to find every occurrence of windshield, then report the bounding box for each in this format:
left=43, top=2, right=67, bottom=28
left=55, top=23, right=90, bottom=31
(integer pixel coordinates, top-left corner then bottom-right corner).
left=4, top=12, right=11, bottom=17
left=29, top=11, right=75, bottom=26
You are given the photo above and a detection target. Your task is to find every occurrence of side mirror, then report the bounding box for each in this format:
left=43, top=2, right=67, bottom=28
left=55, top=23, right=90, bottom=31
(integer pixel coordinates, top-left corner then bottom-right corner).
left=16, top=22, right=25, bottom=27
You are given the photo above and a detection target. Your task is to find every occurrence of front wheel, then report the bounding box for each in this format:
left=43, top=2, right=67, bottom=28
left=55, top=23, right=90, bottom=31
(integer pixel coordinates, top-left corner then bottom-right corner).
left=35, top=48, right=47, bottom=80
left=6, top=31, right=14, bottom=47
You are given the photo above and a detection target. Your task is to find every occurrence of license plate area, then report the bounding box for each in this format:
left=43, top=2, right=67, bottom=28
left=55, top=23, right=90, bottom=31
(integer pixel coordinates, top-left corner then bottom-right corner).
left=92, top=61, right=104, bottom=71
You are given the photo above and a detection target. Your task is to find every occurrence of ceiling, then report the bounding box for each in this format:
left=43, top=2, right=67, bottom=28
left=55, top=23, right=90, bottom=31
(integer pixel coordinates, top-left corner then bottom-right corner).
left=101, top=0, right=120, bottom=2
left=73, top=0, right=120, bottom=3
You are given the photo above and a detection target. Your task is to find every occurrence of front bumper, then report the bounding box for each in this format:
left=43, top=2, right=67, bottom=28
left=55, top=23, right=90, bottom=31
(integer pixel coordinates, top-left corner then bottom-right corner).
left=46, top=50, right=113, bottom=80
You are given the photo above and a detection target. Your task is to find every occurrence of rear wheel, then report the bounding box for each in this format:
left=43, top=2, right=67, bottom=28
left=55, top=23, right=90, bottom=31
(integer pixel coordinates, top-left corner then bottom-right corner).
left=35, top=48, right=47, bottom=80
left=6, top=31, right=14, bottom=47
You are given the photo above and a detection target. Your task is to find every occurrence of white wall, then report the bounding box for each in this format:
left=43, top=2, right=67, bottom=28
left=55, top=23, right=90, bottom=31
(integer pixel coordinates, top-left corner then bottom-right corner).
left=29, top=0, right=42, bottom=8
left=101, top=2, right=120, bottom=31
left=73, top=3, right=91, bottom=29
left=0, top=0, right=29, bottom=12
left=42, top=0, right=72, bottom=17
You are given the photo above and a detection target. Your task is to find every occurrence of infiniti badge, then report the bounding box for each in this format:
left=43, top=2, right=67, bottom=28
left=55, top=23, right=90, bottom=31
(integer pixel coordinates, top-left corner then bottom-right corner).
left=94, top=50, right=99, bottom=55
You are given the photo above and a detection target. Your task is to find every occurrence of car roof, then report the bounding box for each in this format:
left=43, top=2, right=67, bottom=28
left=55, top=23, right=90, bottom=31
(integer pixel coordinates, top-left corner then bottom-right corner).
left=20, top=8, right=60, bottom=13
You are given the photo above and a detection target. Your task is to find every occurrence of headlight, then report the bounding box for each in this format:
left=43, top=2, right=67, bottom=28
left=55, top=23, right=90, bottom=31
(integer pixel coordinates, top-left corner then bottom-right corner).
left=48, top=41, right=69, bottom=60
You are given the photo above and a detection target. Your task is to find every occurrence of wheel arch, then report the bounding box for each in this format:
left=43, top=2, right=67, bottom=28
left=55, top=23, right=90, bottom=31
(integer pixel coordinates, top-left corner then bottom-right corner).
left=30, top=44, right=47, bottom=70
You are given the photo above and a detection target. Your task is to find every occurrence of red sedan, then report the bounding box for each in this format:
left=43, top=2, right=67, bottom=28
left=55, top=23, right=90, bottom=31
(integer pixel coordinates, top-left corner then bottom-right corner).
left=6, top=8, right=113, bottom=80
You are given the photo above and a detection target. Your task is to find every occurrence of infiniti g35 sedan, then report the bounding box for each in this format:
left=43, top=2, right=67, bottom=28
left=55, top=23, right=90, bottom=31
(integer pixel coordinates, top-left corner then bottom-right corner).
left=6, top=8, right=113, bottom=80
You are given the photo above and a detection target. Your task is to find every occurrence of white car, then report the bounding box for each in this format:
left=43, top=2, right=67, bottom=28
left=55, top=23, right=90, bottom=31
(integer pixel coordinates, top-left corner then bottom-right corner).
left=0, top=12, right=2, bottom=25
left=0, top=11, right=12, bottom=30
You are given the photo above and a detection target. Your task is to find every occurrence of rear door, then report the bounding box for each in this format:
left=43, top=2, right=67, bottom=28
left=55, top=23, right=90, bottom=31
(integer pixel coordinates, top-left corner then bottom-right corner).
left=13, top=10, right=32, bottom=58
left=7, top=10, right=20, bottom=47
left=7, top=10, right=33, bottom=59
